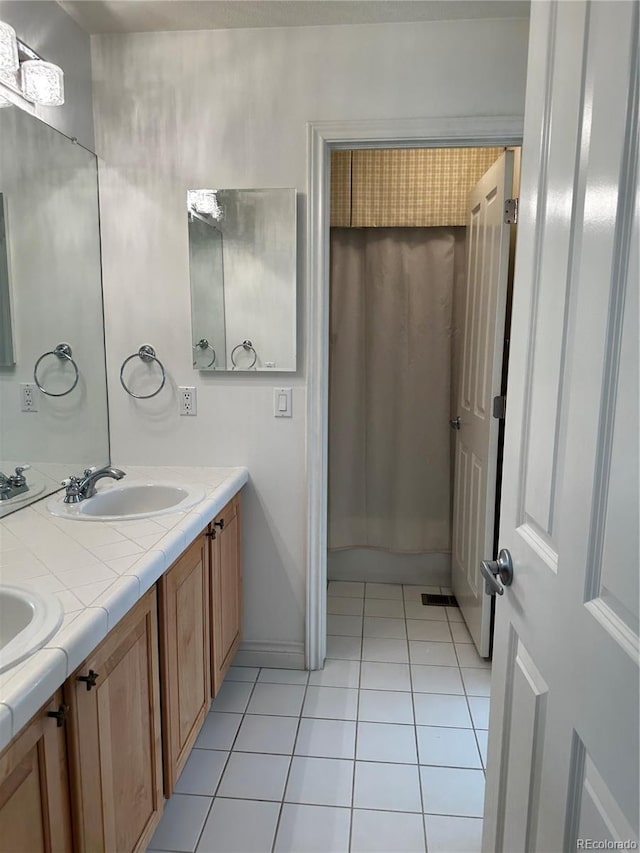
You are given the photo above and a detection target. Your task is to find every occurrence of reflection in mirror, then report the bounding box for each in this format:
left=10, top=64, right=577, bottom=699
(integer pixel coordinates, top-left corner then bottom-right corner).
left=188, top=188, right=296, bottom=372
left=0, top=194, right=15, bottom=367
left=0, top=107, right=110, bottom=517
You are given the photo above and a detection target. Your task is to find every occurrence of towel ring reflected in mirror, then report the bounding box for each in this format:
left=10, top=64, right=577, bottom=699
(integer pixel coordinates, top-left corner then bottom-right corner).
left=33, top=342, right=80, bottom=397
left=119, top=344, right=166, bottom=399
left=230, top=340, right=257, bottom=370
left=193, top=338, right=216, bottom=368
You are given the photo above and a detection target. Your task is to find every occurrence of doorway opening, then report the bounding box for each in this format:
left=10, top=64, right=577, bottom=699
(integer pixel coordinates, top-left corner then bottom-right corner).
left=305, top=117, right=523, bottom=673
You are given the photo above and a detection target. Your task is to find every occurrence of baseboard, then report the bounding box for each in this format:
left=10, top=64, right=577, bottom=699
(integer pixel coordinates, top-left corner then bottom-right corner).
left=328, top=549, right=451, bottom=586
left=233, top=640, right=306, bottom=670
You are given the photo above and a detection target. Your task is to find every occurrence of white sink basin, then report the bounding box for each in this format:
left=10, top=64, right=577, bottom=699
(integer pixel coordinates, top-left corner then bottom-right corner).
left=48, top=481, right=206, bottom=522
left=0, top=585, right=64, bottom=674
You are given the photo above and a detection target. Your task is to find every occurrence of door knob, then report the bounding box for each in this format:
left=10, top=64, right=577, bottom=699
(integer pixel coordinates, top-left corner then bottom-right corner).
left=480, top=549, right=514, bottom=596
left=450, top=417, right=461, bottom=430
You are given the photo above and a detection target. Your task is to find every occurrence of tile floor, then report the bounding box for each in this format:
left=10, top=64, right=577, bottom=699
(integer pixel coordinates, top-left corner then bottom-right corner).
left=148, top=582, right=491, bottom=853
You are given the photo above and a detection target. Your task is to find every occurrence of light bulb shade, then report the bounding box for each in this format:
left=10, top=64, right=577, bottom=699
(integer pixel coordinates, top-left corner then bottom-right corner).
left=188, top=189, right=224, bottom=220
left=21, top=60, right=64, bottom=106
left=0, top=21, right=19, bottom=83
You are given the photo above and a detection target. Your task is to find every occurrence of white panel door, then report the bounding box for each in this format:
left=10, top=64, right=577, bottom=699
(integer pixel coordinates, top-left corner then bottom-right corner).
left=483, top=2, right=639, bottom=851
left=451, top=151, right=513, bottom=657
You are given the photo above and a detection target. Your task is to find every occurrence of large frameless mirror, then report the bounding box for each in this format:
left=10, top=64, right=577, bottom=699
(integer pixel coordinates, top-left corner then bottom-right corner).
left=187, top=188, right=297, bottom=372
left=0, top=106, right=109, bottom=517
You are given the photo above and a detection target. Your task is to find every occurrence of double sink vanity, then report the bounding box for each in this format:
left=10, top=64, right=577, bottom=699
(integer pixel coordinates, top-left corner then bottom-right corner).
left=0, top=464, right=247, bottom=851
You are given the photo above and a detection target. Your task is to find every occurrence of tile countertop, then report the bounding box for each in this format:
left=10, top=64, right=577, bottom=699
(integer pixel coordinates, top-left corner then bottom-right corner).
left=0, top=465, right=249, bottom=752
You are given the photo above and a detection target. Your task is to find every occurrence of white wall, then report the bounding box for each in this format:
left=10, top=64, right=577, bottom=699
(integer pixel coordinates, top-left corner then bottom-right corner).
left=0, top=0, right=94, bottom=148
left=91, top=18, right=529, bottom=665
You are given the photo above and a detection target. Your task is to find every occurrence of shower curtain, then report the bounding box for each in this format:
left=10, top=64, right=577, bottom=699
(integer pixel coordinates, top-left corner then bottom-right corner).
left=328, top=226, right=465, bottom=554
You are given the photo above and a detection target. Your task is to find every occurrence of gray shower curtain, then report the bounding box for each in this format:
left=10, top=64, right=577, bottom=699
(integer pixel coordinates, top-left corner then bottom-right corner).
left=328, top=226, right=465, bottom=554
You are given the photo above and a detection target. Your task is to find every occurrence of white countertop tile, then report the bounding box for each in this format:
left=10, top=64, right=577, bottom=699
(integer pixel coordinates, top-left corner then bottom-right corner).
left=0, top=465, right=248, bottom=751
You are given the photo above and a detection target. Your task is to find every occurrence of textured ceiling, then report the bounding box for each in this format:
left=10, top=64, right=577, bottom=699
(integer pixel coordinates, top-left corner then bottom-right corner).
left=59, top=1, right=530, bottom=35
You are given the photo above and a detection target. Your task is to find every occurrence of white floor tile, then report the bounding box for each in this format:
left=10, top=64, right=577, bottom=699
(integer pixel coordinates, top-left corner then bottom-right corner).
left=351, top=809, right=426, bottom=852
left=420, top=766, right=485, bottom=817
left=363, top=616, right=407, bottom=639
left=424, top=815, right=483, bottom=853
left=196, top=798, right=280, bottom=853
left=274, top=803, right=351, bottom=853
left=455, top=644, right=491, bottom=669
left=295, top=718, right=357, bottom=759
left=210, top=680, right=253, bottom=713
left=326, top=635, right=362, bottom=660
left=468, top=696, right=490, bottom=729
left=416, top=726, right=482, bottom=769
left=413, top=694, right=473, bottom=729
left=225, top=666, right=259, bottom=682
left=460, top=667, right=492, bottom=697
left=174, top=748, right=228, bottom=796
left=285, top=756, right=354, bottom=806
left=407, top=620, right=453, bottom=643
left=148, top=793, right=211, bottom=852
left=358, top=689, right=414, bottom=724
left=327, top=614, right=364, bottom=637
left=302, top=686, right=359, bottom=720
left=246, top=682, right=306, bottom=717
left=217, top=752, right=290, bottom=801
left=233, top=714, right=299, bottom=754
left=356, top=721, right=417, bottom=764
left=195, top=712, right=242, bottom=750
left=411, top=665, right=464, bottom=695
left=446, top=607, right=464, bottom=622
left=353, top=761, right=422, bottom=812
left=362, top=637, right=409, bottom=664
left=449, top=621, right=473, bottom=643
left=403, top=585, right=442, bottom=601
left=404, top=603, right=448, bottom=621
left=409, top=641, right=458, bottom=667
left=364, top=598, right=405, bottom=618
left=475, top=729, right=488, bottom=768
left=328, top=581, right=365, bottom=599
left=257, top=668, right=309, bottom=685
left=360, top=661, right=411, bottom=692
left=365, top=582, right=403, bottom=600
left=327, top=596, right=364, bottom=616
left=308, top=658, right=360, bottom=688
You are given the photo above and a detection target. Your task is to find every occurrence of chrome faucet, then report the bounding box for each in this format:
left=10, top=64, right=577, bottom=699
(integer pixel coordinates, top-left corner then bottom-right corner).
left=62, top=466, right=126, bottom=503
left=0, top=465, right=30, bottom=501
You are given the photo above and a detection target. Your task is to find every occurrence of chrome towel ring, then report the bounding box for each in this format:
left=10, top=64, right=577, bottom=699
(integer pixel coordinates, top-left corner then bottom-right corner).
left=193, top=338, right=216, bottom=368
left=230, top=339, right=257, bottom=370
left=34, top=342, right=80, bottom=397
left=120, top=344, right=166, bottom=399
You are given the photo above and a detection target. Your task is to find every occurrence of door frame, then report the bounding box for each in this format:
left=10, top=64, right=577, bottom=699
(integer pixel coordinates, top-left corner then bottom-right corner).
left=305, top=116, right=524, bottom=669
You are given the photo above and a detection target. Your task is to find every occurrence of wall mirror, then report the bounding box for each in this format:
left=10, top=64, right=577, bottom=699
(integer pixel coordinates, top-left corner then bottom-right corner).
left=0, top=106, right=109, bottom=518
left=187, top=188, right=297, bottom=372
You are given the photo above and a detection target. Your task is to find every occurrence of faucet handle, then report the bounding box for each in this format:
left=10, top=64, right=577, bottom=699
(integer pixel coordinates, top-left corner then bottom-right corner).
left=62, top=476, right=83, bottom=504
left=11, top=465, right=30, bottom=487
left=15, top=465, right=30, bottom=474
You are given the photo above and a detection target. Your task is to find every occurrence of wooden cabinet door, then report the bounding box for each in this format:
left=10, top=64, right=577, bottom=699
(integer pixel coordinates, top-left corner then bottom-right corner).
left=159, top=532, right=211, bottom=796
left=0, top=691, right=73, bottom=853
left=66, top=587, right=163, bottom=853
left=210, top=494, right=243, bottom=696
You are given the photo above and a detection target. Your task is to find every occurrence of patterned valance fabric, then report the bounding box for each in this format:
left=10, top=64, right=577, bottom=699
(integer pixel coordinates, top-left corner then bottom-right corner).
left=330, top=147, right=503, bottom=228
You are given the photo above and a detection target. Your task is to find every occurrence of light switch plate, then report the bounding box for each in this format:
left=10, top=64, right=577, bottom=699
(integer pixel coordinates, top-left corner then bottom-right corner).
left=273, top=387, right=292, bottom=418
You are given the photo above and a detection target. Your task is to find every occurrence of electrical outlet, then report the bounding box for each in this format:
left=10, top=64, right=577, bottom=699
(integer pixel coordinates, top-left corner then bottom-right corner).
left=21, top=383, right=38, bottom=412
left=179, top=386, right=197, bottom=416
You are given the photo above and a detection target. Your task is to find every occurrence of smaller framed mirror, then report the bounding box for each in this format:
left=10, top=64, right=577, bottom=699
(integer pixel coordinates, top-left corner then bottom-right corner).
left=187, top=188, right=296, bottom=372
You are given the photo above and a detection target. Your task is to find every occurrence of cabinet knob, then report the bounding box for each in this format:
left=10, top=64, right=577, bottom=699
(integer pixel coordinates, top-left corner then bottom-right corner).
left=78, top=669, right=99, bottom=691
left=47, top=704, right=69, bottom=727
left=214, top=518, right=225, bottom=530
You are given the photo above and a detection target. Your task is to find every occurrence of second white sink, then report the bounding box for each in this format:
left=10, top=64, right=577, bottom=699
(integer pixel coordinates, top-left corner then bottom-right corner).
left=48, top=482, right=206, bottom=522
left=0, top=585, right=63, bottom=674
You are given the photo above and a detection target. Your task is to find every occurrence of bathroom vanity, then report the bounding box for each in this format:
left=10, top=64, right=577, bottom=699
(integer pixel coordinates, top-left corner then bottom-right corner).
left=0, top=465, right=247, bottom=853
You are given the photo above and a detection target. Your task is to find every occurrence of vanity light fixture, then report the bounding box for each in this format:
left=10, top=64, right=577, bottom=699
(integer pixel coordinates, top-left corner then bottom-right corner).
left=0, top=20, right=65, bottom=107
left=188, top=189, right=224, bottom=220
